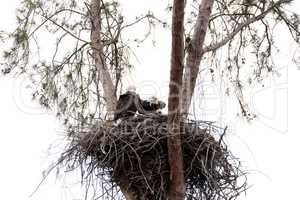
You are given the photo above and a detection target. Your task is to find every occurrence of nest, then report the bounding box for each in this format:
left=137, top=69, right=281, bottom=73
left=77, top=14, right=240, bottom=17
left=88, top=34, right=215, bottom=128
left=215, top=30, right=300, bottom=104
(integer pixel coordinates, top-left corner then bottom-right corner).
left=59, top=114, right=247, bottom=200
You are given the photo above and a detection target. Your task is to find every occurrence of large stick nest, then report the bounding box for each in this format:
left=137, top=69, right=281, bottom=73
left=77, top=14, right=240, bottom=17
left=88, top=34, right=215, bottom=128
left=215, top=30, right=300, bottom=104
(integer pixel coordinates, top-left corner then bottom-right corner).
left=59, top=114, right=247, bottom=200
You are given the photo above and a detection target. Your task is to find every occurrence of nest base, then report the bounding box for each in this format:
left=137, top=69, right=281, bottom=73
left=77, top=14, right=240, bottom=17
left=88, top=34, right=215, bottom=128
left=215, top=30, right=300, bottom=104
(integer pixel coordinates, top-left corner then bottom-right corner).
left=60, top=114, right=246, bottom=200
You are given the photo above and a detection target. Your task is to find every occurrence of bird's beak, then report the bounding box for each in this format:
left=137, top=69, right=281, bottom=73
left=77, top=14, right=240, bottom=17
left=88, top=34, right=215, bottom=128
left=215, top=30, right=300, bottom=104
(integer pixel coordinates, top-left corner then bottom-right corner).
left=160, top=101, right=166, bottom=108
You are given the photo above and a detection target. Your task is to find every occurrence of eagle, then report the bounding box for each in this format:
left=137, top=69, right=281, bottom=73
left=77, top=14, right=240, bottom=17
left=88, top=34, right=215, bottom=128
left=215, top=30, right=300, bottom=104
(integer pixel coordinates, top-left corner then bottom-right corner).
left=113, top=90, right=140, bottom=120
left=113, top=87, right=166, bottom=120
left=139, top=96, right=166, bottom=115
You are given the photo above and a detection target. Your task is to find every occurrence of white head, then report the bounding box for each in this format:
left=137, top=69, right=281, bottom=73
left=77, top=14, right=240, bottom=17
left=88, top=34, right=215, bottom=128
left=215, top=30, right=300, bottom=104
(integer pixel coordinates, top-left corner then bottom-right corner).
left=149, top=96, right=159, bottom=104
left=126, top=85, right=136, bottom=93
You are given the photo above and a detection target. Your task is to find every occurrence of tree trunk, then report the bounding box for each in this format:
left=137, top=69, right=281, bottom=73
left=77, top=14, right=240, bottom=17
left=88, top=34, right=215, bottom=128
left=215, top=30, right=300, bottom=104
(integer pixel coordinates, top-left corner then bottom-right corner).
left=181, top=0, right=215, bottom=116
left=118, top=179, right=138, bottom=200
left=167, top=0, right=186, bottom=199
left=90, top=0, right=117, bottom=116
left=90, top=1, right=134, bottom=199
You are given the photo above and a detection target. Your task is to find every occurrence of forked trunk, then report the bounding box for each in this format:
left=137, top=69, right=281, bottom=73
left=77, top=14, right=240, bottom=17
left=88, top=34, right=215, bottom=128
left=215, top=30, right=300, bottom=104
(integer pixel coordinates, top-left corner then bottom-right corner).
left=181, top=0, right=215, bottom=116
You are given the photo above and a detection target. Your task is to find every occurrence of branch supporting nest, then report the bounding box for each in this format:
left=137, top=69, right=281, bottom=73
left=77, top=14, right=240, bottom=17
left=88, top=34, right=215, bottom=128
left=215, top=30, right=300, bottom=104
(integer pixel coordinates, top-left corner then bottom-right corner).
left=59, top=114, right=247, bottom=200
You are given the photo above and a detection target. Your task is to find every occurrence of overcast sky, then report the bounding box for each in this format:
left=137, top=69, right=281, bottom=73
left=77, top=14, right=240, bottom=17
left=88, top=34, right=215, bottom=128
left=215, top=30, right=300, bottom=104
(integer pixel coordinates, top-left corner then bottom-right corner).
left=1, top=0, right=300, bottom=200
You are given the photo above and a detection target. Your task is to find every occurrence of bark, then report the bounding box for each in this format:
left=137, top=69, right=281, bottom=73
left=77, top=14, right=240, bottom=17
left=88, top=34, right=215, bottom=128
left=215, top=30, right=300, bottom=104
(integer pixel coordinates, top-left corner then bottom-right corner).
left=90, top=1, right=133, bottom=199
left=90, top=0, right=117, bottom=116
left=167, top=0, right=186, bottom=199
left=181, top=0, right=215, bottom=116
left=181, top=0, right=291, bottom=115
left=118, top=179, right=138, bottom=200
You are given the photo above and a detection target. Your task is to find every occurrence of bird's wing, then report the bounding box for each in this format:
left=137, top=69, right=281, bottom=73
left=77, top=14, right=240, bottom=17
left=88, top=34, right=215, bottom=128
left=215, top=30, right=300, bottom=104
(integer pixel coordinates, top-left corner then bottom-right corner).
left=133, top=96, right=143, bottom=114
left=115, top=94, right=130, bottom=113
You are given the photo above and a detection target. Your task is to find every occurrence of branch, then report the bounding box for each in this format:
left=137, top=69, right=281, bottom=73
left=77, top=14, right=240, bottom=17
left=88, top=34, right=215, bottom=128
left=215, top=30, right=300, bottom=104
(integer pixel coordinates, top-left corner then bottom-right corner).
left=90, top=0, right=117, bottom=115
left=203, top=0, right=293, bottom=53
left=181, top=0, right=215, bottom=116
left=29, top=8, right=86, bottom=39
left=273, top=7, right=300, bottom=41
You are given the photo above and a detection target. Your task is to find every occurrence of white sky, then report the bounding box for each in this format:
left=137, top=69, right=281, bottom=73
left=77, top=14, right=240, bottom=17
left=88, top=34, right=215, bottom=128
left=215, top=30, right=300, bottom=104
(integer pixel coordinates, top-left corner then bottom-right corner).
left=1, top=0, right=300, bottom=200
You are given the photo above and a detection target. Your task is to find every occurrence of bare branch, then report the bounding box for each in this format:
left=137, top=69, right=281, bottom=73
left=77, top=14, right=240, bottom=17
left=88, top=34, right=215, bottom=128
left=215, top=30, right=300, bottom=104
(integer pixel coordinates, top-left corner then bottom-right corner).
left=203, top=0, right=294, bottom=53
left=29, top=8, right=86, bottom=39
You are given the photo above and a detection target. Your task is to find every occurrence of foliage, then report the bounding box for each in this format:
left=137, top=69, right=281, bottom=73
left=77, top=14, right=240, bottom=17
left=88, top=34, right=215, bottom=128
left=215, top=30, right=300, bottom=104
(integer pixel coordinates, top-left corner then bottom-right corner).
left=2, top=0, right=300, bottom=123
left=1, top=0, right=157, bottom=126
left=184, top=0, right=300, bottom=118
left=2, top=0, right=300, bottom=199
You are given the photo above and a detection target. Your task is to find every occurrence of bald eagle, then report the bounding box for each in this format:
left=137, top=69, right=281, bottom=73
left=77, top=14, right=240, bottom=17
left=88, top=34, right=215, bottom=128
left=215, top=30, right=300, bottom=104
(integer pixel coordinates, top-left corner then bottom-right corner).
left=139, top=96, right=166, bottom=115
left=114, top=92, right=166, bottom=121
left=113, top=91, right=141, bottom=120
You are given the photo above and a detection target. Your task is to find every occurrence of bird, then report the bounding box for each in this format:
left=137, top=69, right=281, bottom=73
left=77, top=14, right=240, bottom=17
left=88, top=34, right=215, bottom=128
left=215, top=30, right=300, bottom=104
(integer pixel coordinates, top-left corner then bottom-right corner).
left=113, top=86, right=141, bottom=121
left=114, top=86, right=166, bottom=120
left=139, top=96, right=166, bottom=114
